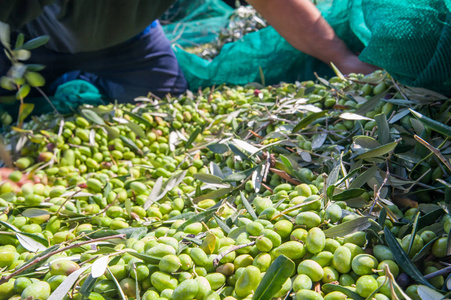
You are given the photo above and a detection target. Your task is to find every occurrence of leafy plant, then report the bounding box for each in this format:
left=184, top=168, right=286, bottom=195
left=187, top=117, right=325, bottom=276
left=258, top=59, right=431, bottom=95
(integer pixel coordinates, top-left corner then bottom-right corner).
left=0, top=22, right=49, bottom=127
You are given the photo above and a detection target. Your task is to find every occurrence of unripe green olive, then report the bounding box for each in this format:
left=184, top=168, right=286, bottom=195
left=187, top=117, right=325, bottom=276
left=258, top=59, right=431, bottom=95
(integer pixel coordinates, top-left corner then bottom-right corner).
left=333, top=246, right=352, bottom=274
left=356, top=275, right=378, bottom=297
left=295, top=289, right=324, bottom=300
left=306, top=227, right=326, bottom=254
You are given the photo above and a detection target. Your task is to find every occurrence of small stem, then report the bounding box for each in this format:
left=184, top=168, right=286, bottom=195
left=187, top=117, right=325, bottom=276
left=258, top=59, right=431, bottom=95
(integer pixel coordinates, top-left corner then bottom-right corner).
left=368, top=159, right=390, bottom=215
left=35, top=86, right=62, bottom=117
left=414, top=135, right=451, bottom=172
left=55, top=190, right=82, bottom=217
left=424, top=265, right=451, bottom=279
left=269, top=168, right=302, bottom=186
left=213, top=241, right=256, bottom=266
left=0, top=233, right=125, bottom=285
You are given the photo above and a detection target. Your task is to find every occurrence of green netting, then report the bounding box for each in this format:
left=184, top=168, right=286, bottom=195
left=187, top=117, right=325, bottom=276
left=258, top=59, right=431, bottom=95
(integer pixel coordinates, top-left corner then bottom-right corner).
left=165, top=0, right=451, bottom=96
left=162, top=0, right=234, bottom=47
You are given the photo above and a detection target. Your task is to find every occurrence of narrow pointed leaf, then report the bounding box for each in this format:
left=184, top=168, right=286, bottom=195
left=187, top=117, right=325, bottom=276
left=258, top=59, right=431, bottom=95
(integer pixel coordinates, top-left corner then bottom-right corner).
left=79, top=274, right=97, bottom=297
left=252, top=255, right=295, bottom=300
left=48, top=266, right=90, bottom=300
left=349, top=165, right=378, bottom=189
left=356, top=141, right=398, bottom=160
left=92, top=256, right=109, bottom=278
left=233, top=139, right=260, bottom=154
left=125, top=250, right=161, bottom=264
left=410, top=109, right=451, bottom=137
left=18, top=103, right=34, bottom=126
left=22, top=208, right=52, bottom=218
left=120, top=136, right=143, bottom=156
left=375, top=113, right=391, bottom=144
left=124, top=121, right=146, bottom=138
left=185, top=127, right=202, bottom=149
left=322, top=284, right=364, bottom=300
left=340, top=112, right=374, bottom=121
left=293, top=110, right=327, bottom=132
left=240, top=191, right=257, bottom=220
left=81, top=109, right=105, bottom=125
left=323, top=217, right=372, bottom=238
left=107, top=267, right=127, bottom=300
left=213, top=214, right=231, bottom=234
left=123, top=111, right=152, bottom=127
left=193, top=187, right=233, bottom=203
left=332, top=188, right=365, bottom=201
left=407, top=212, right=421, bottom=256
left=144, top=176, right=164, bottom=210
left=417, top=285, right=446, bottom=300
left=384, top=227, right=434, bottom=288
left=16, top=233, right=47, bottom=252
left=176, top=208, right=216, bottom=232
left=207, top=143, right=229, bottom=154
left=194, top=173, right=224, bottom=185
left=412, top=237, right=440, bottom=262
left=21, top=35, right=49, bottom=50
left=229, top=143, right=249, bottom=160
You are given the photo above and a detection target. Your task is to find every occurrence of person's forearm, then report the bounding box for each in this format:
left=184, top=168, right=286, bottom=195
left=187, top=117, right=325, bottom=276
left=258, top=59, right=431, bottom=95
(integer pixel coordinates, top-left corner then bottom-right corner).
left=246, top=0, right=354, bottom=67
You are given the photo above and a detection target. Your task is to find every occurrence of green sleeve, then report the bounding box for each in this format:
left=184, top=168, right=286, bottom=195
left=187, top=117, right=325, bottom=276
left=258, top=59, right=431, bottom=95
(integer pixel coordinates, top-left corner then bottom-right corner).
left=0, top=0, right=56, bottom=30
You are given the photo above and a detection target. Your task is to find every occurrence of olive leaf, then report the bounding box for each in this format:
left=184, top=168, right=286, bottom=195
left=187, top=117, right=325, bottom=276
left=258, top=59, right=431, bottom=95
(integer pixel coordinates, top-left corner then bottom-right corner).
left=18, top=103, right=34, bottom=127
left=384, top=227, right=434, bottom=288
left=193, top=187, right=233, bottom=203
left=207, top=143, right=230, bottom=154
left=124, top=121, right=146, bottom=138
left=355, top=141, right=398, bottom=160
left=21, top=208, right=52, bottom=218
left=176, top=206, right=218, bottom=232
left=355, top=90, right=388, bottom=115
left=339, top=112, right=373, bottom=121
left=21, top=35, right=50, bottom=50
left=322, top=284, right=364, bottom=300
left=91, top=256, right=110, bottom=278
left=293, top=110, right=327, bottom=132
left=323, top=217, right=372, bottom=238
left=106, top=267, right=127, bottom=300
left=79, top=275, right=97, bottom=297
left=410, top=109, right=451, bottom=138
left=185, top=126, right=203, bottom=149
left=125, top=250, right=160, bottom=264
left=143, top=176, right=164, bottom=210
left=213, top=214, right=231, bottom=234
left=123, top=111, right=152, bottom=127
left=16, top=233, right=47, bottom=252
left=120, top=136, right=143, bottom=156
left=48, top=266, right=90, bottom=300
left=375, top=113, right=391, bottom=144
left=417, top=285, right=446, bottom=300
left=252, top=255, right=295, bottom=300
left=240, top=191, right=257, bottom=220
left=407, top=212, right=421, bottom=256
left=331, top=188, right=365, bottom=201
left=194, top=173, right=224, bottom=185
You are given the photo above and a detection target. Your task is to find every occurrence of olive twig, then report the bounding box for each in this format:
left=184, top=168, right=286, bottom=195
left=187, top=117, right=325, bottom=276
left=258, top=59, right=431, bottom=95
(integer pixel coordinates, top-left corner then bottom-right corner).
left=368, top=159, right=390, bottom=215
left=414, top=135, right=451, bottom=172
left=213, top=241, right=256, bottom=267
left=0, top=233, right=126, bottom=285
left=424, top=264, right=451, bottom=280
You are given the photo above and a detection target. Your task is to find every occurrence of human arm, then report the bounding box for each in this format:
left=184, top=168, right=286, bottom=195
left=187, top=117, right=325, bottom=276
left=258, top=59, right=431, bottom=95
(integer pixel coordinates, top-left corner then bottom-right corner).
left=245, top=0, right=377, bottom=74
left=0, top=0, right=55, bottom=30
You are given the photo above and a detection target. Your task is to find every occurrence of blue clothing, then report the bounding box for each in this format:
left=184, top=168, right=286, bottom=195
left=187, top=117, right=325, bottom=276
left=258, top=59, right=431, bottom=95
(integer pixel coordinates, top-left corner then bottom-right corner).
left=1, top=22, right=188, bottom=102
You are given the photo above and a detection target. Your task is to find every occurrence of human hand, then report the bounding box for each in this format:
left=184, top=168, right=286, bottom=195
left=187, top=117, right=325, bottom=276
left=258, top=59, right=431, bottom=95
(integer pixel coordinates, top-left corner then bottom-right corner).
left=0, top=168, right=39, bottom=192
left=334, top=52, right=379, bottom=75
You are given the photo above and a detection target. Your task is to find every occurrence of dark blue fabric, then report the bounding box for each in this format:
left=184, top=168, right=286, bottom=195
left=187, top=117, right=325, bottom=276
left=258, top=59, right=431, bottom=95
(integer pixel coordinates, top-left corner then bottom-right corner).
left=1, top=22, right=188, bottom=103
